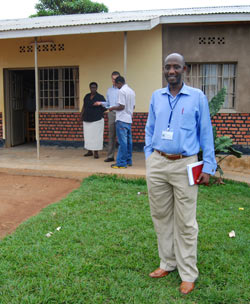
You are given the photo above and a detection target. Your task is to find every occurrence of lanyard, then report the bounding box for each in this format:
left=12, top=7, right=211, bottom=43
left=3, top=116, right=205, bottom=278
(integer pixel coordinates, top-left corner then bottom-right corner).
left=167, top=94, right=181, bottom=130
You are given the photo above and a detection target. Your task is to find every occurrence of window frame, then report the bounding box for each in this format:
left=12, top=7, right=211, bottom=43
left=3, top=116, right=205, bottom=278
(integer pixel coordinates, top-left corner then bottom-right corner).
left=39, top=66, right=79, bottom=112
left=184, top=63, right=237, bottom=110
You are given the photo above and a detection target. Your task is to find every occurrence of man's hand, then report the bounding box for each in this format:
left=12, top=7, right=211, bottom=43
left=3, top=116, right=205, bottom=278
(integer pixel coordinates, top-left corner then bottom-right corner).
left=93, top=101, right=102, bottom=106
left=197, top=172, right=210, bottom=185
left=108, top=104, right=125, bottom=112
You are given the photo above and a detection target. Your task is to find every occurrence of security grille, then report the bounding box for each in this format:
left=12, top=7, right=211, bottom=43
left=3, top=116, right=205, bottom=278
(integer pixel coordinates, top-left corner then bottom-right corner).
left=39, top=67, right=79, bottom=110
left=184, top=63, right=236, bottom=109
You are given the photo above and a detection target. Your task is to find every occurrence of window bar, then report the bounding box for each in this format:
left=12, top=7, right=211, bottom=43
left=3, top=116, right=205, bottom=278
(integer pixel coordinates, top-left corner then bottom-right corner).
left=232, top=64, right=236, bottom=108
left=51, top=68, right=53, bottom=110
left=58, top=68, right=63, bottom=110
left=209, top=64, right=211, bottom=100
left=63, top=68, right=65, bottom=109
left=192, top=64, right=194, bottom=87
left=201, top=64, right=205, bottom=93
left=68, top=68, right=71, bottom=108
left=196, top=64, right=199, bottom=89
left=53, top=68, right=56, bottom=110
left=222, top=64, right=226, bottom=108
left=47, top=68, right=49, bottom=109
left=69, top=68, right=71, bottom=108
left=228, top=64, right=231, bottom=108
left=42, top=69, right=44, bottom=109
left=52, top=68, right=54, bottom=110
left=40, top=69, right=43, bottom=109
left=216, top=64, right=218, bottom=99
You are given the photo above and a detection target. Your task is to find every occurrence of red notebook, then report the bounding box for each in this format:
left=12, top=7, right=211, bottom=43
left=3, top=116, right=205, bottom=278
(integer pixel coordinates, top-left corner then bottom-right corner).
left=187, top=161, right=204, bottom=186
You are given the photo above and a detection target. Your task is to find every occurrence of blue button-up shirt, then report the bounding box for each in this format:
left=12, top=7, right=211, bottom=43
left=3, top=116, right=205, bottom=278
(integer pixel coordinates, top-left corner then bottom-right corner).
left=144, top=83, right=217, bottom=175
left=102, top=85, right=119, bottom=108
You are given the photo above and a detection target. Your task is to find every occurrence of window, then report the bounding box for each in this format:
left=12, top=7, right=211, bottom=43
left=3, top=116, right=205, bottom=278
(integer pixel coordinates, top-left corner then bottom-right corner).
left=184, top=63, right=236, bottom=109
left=39, top=67, right=79, bottom=110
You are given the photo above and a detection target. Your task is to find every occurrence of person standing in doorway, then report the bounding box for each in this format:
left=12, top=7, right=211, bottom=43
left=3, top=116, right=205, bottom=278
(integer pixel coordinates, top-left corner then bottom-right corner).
left=80, top=82, right=106, bottom=159
left=108, top=76, right=135, bottom=169
left=145, top=53, right=217, bottom=294
left=104, top=71, right=120, bottom=162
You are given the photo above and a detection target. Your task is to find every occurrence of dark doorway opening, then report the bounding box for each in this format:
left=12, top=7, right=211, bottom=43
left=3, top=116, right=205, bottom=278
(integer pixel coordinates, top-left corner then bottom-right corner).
left=22, top=70, right=36, bottom=144
left=4, top=69, right=36, bottom=147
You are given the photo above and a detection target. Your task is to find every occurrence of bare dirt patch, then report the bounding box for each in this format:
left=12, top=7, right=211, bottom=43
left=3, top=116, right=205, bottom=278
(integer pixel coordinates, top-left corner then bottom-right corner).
left=0, top=173, right=81, bottom=238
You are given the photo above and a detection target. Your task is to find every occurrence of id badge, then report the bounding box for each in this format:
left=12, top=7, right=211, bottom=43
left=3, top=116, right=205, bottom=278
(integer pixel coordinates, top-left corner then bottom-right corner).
left=161, top=130, right=173, bottom=140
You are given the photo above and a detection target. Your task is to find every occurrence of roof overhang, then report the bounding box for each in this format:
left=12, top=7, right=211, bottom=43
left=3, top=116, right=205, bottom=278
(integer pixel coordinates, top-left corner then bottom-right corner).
left=160, top=13, right=250, bottom=24
left=0, top=6, right=250, bottom=40
left=0, top=20, right=158, bottom=39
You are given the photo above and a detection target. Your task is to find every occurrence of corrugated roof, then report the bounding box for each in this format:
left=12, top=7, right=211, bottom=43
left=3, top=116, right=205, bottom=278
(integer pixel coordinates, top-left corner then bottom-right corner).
left=0, top=6, right=250, bottom=38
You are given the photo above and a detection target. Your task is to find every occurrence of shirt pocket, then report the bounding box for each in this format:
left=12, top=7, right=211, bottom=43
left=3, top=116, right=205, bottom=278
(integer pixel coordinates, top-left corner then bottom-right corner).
left=180, top=112, right=196, bottom=130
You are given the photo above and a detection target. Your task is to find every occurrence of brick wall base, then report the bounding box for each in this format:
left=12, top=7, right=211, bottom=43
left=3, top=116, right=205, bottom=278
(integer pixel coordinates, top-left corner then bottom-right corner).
left=39, top=111, right=249, bottom=144
left=39, top=112, right=83, bottom=142
left=39, top=112, right=249, bottom=153
left=39, top=112, right=148, bottom=144
left=211, top=113, right=250, bottom=147
left=40, top=139, right=144, bottom=152
left=1, top=112, right=249, bottom=152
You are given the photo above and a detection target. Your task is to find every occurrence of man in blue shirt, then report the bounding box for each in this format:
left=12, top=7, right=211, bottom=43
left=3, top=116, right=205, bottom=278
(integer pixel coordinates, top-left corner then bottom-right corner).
left=104, top=71, right=120, bottom=162
left=145, top=53, right=217, bottom=295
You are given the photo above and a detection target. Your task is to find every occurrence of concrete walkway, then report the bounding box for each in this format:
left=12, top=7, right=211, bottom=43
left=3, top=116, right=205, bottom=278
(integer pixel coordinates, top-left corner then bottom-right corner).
left=0, top=144, right=249, bottom=184
left=0, top=144, right=146, bottom=180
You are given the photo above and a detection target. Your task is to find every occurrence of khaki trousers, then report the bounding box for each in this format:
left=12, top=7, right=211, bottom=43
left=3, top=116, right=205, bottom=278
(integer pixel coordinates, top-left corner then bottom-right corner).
left=146, top=151, right=199, bottom=282
left=107, top=111, right=116, bottom=159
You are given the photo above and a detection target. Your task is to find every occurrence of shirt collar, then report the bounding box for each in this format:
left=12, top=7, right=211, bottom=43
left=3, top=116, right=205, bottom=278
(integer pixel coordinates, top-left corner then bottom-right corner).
left=162, top=83, right=190, bottom=96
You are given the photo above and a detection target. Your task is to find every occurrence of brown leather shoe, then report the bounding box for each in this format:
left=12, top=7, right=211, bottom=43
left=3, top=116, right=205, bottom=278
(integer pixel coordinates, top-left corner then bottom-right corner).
left=180, top=281, right=195, bottom=295
left=94, top=151, right=99, bottom=159
left=84, top=151, right=93, bottom=157
left=149, top=268, right=169, bottom=278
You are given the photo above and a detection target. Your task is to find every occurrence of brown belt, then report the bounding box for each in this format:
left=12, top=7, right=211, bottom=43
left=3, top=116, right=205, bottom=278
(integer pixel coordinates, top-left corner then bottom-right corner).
left=156, top=150, right=188, bottom=160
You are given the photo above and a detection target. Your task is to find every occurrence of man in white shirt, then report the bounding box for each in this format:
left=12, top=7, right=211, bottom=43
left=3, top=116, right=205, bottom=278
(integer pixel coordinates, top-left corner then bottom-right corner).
left=108, top=76, right=135, bottom=169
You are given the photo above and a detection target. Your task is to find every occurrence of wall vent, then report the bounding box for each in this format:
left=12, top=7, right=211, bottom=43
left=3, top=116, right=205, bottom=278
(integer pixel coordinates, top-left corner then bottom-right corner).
left=19, top=43, right=65, bottom=53
left=198, top=37, right=225, bottom=45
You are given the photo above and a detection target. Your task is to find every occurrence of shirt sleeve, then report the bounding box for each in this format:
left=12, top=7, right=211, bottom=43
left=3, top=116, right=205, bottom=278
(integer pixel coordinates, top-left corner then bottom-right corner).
left=118, top=89, right=126, bottom=106
left=99, top=94, right=106, bottom=102
left=100, top=89, right=109, bottom=108
left=198, top=92, right=217, bottom=175
left=144, top=94, right=155, bottom=159
left=83, top=94, right=88, bottom=107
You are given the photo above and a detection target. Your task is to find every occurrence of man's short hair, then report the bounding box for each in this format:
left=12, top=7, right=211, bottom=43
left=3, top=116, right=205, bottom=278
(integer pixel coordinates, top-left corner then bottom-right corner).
left=89, top=82, right=98, bottom=88
left=165, top=53, right=185, bottom=66
left=115, top=76, right=125, bottom=84
left=111, top=71, right=120, bottom=77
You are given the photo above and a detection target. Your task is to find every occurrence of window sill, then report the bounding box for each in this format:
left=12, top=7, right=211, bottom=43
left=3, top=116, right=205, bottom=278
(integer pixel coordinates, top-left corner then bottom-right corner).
left=39, top=109, right=79, bottom=113
left=218, top=109, right=237, bottom=113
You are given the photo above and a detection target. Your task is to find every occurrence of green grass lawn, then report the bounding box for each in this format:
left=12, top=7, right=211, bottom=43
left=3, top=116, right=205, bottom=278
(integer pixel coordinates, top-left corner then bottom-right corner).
left=0, top=175, right=249, bottom=304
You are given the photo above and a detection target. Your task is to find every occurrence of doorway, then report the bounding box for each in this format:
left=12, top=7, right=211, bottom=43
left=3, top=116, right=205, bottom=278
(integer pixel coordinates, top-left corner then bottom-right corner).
left=4, top=69, right=36, bottom=147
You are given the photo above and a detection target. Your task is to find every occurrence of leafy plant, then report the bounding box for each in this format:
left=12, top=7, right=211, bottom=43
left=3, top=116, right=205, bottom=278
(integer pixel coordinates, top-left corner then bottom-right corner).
left=199, top=88, right=242, bottom=180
